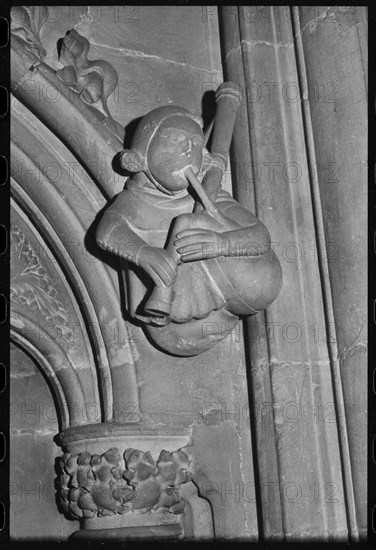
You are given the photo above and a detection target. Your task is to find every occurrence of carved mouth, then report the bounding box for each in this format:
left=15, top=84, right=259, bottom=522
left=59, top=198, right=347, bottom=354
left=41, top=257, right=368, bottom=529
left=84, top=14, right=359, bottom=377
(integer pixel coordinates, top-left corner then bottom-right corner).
left=172, top=167, right=189, bottom=178
left=173, top=164, right=199, bottom=179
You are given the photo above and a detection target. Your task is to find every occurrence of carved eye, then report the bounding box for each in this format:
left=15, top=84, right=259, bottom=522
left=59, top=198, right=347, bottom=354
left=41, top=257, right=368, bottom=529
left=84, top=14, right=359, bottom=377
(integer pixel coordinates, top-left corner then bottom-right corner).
left=191, top=135, right=203, bottom=146
left=161, top=130, right=178, bottom=141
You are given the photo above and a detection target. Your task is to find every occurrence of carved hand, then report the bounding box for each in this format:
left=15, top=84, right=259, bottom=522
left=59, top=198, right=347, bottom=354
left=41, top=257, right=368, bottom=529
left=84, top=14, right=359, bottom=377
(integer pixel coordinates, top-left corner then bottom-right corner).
left=137, top=246, right=177, bottom=287
left=173, top=228, right=224, bottom=262
left=174, top=225, right=271, bottom=262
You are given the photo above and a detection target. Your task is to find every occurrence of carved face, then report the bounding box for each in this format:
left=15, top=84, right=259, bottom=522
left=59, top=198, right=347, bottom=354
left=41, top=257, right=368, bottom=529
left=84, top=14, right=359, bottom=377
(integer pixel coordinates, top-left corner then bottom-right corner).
left=147, top=116, right=204, bottom=193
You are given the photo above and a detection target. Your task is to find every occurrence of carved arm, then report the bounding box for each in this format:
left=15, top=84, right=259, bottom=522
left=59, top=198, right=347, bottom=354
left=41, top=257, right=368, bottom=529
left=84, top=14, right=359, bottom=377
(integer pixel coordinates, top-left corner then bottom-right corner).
left=174, top=210, right=272, bottom=263
left=96, top=208, right=177, bottom=288
left=96, top=209, right=147, bottom=265
left=220, top=221, right=271, bottom=257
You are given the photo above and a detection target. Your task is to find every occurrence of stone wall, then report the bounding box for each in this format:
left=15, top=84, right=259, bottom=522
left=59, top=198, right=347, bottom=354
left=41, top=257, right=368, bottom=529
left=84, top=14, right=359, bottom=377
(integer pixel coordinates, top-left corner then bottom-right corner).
left=219, top=5, right=367, bottom=540
left=10, top=5, right=249, bottom=540
left=10, top=343, right=78, bottom=539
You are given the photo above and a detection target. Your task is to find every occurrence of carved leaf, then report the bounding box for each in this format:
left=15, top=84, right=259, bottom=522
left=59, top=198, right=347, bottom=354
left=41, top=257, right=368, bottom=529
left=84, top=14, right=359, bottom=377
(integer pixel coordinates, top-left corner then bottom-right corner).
left=56, top=447, right=192, bottom=519
left=57, top=28, right=119, bottom=122
left=11, top=5, right=48, bottom=58
left=25, top=6, right=49, bottom=35
left=11, top=225, right=72, bottom=344
left=10, top=7, right=31, bottom=32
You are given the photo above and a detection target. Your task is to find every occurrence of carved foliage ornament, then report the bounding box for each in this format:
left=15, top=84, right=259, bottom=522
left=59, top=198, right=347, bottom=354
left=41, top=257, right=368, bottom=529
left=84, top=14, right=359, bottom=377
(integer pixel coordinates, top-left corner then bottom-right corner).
left=11, top=6, right=48, bottom=59
left=57, top=447, right=193, bottom=518
left=11, top=7, right=121, bottom=132
left=10, top=225, right=72, bottom=344
left=56, top=28, right=118, bottom=121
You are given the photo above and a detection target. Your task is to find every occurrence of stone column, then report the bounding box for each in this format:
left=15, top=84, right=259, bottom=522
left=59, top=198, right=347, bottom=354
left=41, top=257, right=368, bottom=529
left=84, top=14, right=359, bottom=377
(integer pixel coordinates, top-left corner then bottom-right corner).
left=296, top=6, right=367, bottom=538
left=219, top=5, right=359, bottom=540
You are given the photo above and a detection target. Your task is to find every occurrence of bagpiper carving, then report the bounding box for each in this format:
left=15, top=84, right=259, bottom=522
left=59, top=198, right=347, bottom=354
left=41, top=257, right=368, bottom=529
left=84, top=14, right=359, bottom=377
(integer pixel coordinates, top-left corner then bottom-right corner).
left=96, top=83, right=282, bottom=356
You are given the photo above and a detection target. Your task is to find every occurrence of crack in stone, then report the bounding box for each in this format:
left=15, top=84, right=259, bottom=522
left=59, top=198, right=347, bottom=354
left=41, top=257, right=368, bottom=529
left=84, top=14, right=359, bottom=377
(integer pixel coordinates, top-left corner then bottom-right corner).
left=338, top=341, right=367, bottom=363
left=90, top=42, right=222, bottom=75
left=12, top=64, right=38, bottom=92
left=285, top=528, right=350, bottom=538
left=225, top=39, right=293, bottom=62
left=241, top=39, right=293, bottom=49
left=73, top=6, right=92, bottom=29
left=300, top=6, right=335, bottom=34
left=269, top=359, right=331, bottom=368
left=233, top=421, right=250, bottom=535
left=11, top=428, right=58, bottom=435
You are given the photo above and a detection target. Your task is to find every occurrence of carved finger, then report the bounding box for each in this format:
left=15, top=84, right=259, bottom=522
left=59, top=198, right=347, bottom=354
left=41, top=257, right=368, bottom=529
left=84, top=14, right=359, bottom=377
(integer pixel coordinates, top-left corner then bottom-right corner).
left=179, top=251, right=204, bottom=262
left=155, top=265, right=174, bottom=287
left=180, top=248, right=218, bottom=262
left=179, top=241, right=219, bottom=255
left=163, top=254, right=178, bottom=273
left=174, top=233, right=213, bottom=247
left=175, top=229, right=207, bottom=239
left=160, top=258, right=177, bottom=281
left=144, top=265, right=169, bottom=288
left=177, top=243, right=206, bottom=255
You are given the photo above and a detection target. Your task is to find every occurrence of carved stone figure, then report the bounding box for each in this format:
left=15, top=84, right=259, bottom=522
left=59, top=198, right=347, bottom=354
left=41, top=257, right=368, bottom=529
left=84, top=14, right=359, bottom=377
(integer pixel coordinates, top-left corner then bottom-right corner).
left=97, top=83, right=282, bottom=356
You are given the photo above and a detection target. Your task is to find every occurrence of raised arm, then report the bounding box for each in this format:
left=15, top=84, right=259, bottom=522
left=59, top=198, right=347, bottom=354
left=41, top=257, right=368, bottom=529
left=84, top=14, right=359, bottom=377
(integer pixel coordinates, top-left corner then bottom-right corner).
left=96, top=207, right=147, bottom=263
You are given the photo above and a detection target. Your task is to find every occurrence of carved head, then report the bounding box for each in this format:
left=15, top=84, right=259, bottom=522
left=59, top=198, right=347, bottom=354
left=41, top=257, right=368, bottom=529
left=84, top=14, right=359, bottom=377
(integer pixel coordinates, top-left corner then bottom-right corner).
left=120, top=106, right=204, bottom=195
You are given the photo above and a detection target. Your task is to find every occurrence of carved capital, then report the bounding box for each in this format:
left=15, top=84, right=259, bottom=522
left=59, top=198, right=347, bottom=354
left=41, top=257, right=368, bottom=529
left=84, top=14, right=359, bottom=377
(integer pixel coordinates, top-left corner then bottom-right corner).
left=57, top=447, right=193, bottom=519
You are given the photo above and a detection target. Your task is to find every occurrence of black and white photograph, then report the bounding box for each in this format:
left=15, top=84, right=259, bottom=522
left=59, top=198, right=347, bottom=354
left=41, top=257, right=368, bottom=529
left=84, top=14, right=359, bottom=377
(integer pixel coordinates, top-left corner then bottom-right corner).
left=6, top=4, right=368, bottom=545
